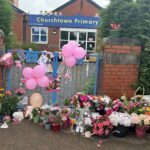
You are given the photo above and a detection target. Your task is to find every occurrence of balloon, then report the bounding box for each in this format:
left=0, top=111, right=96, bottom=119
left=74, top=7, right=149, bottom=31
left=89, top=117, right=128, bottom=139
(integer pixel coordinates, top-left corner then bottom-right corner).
left=73, top=47, right=86, bottom=59
left=30, top=93, right=43, bottom=108
left=25, top=78, right=37, bottom=90
left=65, top=57, right=76, bottom=67
left=33, top=65, right=46, bottom=78
left=37, top=75, right=49, bottom=87
left=68, top=41, right=78, bottom=49
left=62, top=44, right=74, bottom=57
left=22, top=67, right=33, bottom=79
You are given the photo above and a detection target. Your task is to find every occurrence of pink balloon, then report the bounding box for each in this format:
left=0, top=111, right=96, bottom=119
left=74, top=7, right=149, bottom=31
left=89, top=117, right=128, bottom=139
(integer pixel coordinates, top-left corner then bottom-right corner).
left=62, top=44, right=74, bottom=57
left=65, top=57, right=76, bottom=67
left=22, top=67, right=33, bottom=79
left=73, top=47, right=86, bottom=59
left=37, top=75, right=49, bottom=87
left=25, top=78, right=37, bottom=90
left=33, top=65, right=46, bottom=78
left=68, top=41, right=78, bottom=49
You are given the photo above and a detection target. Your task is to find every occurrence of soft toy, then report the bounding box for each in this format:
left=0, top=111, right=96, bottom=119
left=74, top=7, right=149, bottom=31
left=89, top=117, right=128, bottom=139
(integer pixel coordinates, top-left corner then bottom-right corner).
left=25, top=106, right=33, bottom=118
left=60, top=107, right=71, bottom=129
left=76, top=118, right=84, bottom=133
left=84, top=115, right=92, bottom=125
left=70, top=118, right=77, bottom=132
left=13, top=112, right=24, bottom=121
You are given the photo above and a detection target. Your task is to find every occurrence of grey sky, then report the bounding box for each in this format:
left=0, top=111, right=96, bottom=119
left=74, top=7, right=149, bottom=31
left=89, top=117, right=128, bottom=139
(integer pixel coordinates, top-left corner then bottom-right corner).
left=19, top=0, right=110, bottom=14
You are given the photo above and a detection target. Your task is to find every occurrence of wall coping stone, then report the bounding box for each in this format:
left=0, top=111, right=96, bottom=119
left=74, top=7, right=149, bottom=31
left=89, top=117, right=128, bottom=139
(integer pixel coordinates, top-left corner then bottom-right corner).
left=105, top=37, right=141, bottom=46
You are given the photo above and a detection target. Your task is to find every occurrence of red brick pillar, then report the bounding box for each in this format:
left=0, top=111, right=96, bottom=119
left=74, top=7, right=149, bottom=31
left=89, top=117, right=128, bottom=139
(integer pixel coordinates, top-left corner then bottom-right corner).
left=101, top=38, right=141, bottom=99
left=0, top=29, right=5, bottom=87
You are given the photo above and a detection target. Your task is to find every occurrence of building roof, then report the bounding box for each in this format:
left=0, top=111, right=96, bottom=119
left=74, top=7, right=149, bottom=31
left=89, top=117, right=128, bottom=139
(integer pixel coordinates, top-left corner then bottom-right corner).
left=53, top=0, right=102, bottom=12
left=12, top=4, right=26, bottom=14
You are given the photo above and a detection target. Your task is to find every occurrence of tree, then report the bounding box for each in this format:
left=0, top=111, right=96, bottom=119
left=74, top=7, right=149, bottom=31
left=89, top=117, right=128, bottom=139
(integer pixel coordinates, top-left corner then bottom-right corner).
left=101, top=0, right=150, bottom=44
left=0, top=0, right=14, bottom=49
left=101, top=0, right=150, bottom=94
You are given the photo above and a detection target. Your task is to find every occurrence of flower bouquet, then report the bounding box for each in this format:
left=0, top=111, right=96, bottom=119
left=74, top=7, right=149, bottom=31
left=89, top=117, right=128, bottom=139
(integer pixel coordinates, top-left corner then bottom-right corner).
left=131, top=113, right=150, bottom=138
left=70, top=92, right=92, bottom=109
left=40, top=106, right=51, bottom=129
left=109, top=112, right=131, bottom=137
left=92, top=115, right=113, bottom=138
left=31, top=108, right=40, bottom=123
left=15, top=88, right=26, bottom=96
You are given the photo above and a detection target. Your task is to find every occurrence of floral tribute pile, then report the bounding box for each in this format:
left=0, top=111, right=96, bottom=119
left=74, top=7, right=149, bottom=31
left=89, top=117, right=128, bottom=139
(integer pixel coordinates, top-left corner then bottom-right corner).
left=0, top=88, right=150, bottom=146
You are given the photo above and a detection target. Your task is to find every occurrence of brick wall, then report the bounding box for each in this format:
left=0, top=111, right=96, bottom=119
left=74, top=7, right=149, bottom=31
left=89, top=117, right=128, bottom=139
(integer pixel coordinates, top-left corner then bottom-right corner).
left=12, top=12, right=24, bottom=44
left=26, top=23, right=60, bottom=51
left=0, top=31, right=5, bottom=87
left=101, top=38, right=141, bottom=99
left=60, top=0, right=100, bottom=16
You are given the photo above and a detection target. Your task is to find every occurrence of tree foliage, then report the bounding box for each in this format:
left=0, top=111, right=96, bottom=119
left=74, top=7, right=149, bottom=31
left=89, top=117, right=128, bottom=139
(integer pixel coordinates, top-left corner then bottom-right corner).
left=101, top=0, right=150, bottom=94
left=0, top=0, right=14, bottom=49
left=101, top=0, right=150, bottom=44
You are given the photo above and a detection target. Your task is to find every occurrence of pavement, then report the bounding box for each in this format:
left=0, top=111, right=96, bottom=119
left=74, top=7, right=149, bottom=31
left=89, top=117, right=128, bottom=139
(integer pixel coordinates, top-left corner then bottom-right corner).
left=0, top=120, right=150, bottom=150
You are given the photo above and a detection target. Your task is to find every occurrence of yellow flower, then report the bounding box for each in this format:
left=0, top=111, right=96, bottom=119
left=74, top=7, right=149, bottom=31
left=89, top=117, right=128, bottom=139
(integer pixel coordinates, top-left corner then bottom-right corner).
left=145, top=107, right=150, bottom=112
left=144, top=117, right=150, bottom=125
left=139, top=114, right=148, bottom=120
left=0, top=94, right=4, bottom=97
left=0, top=88, right=4, bottom=92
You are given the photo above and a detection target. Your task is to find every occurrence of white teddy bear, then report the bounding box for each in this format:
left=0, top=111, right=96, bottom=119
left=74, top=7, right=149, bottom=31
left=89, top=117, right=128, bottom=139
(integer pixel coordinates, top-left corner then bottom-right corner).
left=76, top=120, right=84, bottom=133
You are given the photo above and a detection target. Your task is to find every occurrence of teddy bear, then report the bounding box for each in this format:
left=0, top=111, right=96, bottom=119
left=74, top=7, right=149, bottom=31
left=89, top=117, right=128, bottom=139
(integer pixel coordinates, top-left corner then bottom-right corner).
left=76, top=118, right=84, bottom=133
left=60, top=108, right=71, bottom=129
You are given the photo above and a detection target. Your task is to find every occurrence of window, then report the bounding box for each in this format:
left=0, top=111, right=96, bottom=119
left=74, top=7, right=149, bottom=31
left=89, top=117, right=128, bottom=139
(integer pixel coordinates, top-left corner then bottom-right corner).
left=31, top=27, right=48, bottom=44
left=60, top=28, right=96, bottom=53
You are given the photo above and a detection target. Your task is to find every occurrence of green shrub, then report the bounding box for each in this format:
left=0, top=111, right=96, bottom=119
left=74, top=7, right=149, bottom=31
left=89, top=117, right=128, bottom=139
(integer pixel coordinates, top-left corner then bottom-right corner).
left=83, top=78, right=95, bottom=95
left=0, top=95, right=20, bottom=116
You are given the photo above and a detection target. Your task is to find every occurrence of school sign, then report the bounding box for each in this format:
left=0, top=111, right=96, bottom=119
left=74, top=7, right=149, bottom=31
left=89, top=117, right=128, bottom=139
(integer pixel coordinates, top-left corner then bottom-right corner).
left=29, top=15, right=101, bottom=29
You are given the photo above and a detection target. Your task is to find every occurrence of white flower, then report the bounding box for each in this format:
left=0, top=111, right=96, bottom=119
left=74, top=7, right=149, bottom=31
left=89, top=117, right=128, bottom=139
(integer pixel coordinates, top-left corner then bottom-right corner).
left=109, top=112, right=131, bottom=127
left=109, top=111, right=119, bottom=126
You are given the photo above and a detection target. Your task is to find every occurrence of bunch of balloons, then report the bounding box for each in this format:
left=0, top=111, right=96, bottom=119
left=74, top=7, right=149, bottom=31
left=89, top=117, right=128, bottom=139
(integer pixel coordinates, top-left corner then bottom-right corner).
left=62, top=41, right=86, bottom=67
left=22, top=65, right=49, bottom=90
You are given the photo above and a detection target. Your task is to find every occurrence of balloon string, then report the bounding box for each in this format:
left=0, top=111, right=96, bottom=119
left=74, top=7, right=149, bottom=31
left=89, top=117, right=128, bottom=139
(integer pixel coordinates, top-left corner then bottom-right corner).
left=86, top=63, right=89, bottom=77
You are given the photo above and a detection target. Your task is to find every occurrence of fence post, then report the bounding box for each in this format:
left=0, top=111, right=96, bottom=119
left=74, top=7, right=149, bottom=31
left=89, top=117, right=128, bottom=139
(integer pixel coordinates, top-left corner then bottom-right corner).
left=7, top=69, right=11, bottom=91
left=52, top=52, right=59, bottom=105
left=94, top=55, right=100, bottom=95
left=98, top=56, right=103, bottom=95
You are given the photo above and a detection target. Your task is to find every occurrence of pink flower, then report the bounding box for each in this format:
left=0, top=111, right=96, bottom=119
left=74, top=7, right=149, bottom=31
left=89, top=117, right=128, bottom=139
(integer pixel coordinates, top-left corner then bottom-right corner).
left=97, top=129, right=104, bottom=136
left=15, top=88, right=26, bottom=95
left=93, top=129, right=98, bottom=134
left=105, top=130, right=110, bottom=135
left=113, top=106, right=119, bottom=111
left=80, top=95, right=89, bottom=102
left=98, top=140, right=103, bottom=145
left=103, top=121, right=110, bottom=126
left=106, top=109, right=113, bottom=116
left=98, top=123, right=104, bottom=128
left=113, top=99, right=120, bottom=104
left=3, top=116, right=11, bottom=123
left=93, top=123, right=97, bottom=128
left=83, top=102, right=91, bottom=107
